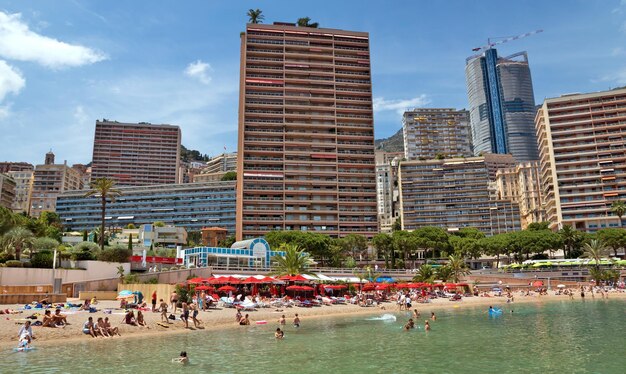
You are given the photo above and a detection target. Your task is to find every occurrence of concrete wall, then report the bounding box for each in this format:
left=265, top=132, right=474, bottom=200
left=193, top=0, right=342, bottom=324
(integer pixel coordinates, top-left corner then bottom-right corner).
left=0, top=293, right=66, bottom=304
left=0, top=261, right=130, bottom=286
left=117, top=284, right=177, bottom=303
left=78, top=291, right=118, bottom=301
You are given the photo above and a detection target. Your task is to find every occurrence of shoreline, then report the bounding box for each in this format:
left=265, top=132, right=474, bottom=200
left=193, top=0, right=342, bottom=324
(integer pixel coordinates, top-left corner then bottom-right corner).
left=2, top=292, right=624, bottom=350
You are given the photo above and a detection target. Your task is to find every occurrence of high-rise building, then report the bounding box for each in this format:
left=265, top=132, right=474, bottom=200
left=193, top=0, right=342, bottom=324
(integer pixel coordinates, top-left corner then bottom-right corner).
left=466, top=49, right=539, bottom=161
left=56, top=181, right=236, bottom=233
left=402, top=108, right=472, bottom=160
left=30, top=151, right=83, bottom=217
left=0, top=173, right=16, bottom=209
left=399, top=154, right=521, bottom=235
left=194, top=153, right=237, bottom=182
left=495, top=161, right=544, bottom=229
left=535, top=88, right=626, bottom=231
left=91, top=120, right=181, bottom=186
left=236, top=22, right=378, bottom=240
left=375, top=151, right=403, bottom=233
left=8, top=170, right=34, bottom=214
left=0, top=162, right=34, bottom=173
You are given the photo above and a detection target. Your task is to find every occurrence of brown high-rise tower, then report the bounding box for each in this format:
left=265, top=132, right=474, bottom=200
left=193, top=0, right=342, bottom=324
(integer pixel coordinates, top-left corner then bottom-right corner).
left=236, top=23, right=377, bottom=240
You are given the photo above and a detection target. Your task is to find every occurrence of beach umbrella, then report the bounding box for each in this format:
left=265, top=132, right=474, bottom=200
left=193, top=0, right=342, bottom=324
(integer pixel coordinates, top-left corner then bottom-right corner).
left=557, top=284, right=566, bottom=288
left=187, top=277, right=204, bottom=284
left=286, top=285, right=304, bottom=291
left=300, top=286, right=315, bottom=291
left=217, top=285, right=237, bottom=292
left=195, top=285, right=213, bottom=291
left=280, top=274, right=309, bottom=282
left=375, top=284, right=390, bottom=290
left=362, top=283, right=376, bottom=291
left=116, top=290, right=134, bottom=299
left=242, top=276, right=263, bottom=284
left=532, top=280, right=543, bottom=287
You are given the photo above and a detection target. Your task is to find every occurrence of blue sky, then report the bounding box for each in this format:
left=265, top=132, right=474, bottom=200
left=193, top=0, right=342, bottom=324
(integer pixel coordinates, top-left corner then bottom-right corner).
left=0, top=0, right=625, bottom=165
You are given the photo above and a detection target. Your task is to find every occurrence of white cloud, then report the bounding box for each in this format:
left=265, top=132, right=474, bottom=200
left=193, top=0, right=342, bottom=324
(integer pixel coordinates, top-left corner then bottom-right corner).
left=593, top=67, right=626, bottom=85
left=373, top=95, right=431, bottom=114
left=0, top=11, right=107, bottom=68
left=184, top=60, right=212, bottom=84
left=0, top=60, right=25, bottom=102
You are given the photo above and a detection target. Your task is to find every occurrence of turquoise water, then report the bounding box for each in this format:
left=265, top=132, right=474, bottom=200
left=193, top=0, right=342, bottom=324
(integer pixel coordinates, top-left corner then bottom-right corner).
left=3, top=300, right=625, bottom=374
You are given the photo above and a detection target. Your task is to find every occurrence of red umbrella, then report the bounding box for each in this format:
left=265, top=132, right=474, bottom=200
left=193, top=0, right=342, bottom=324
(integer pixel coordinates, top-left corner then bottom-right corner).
left=209, top=276, right=240, bottom=284
left=300, top=286, right=315, bottom=291
left=362, top=283, right=376, bottom=291
left=195, top=285, right=213, bottom=291
left=280, top=274, right=308, bottom=282
left=242, top=276, right=263, bottom=284
left=217, top=285, right=237, bottom=292
left=532, top=280, right=543, bottom=288
left=187, top=277, right=204, bottom=284
left=286, top=285, right=304, bottom=291
left=444, top=283, right=458, bottom=289
left=395, top=283, right=411, bottom=289
left=260, top=276, right=277, bottom=283
left=375, top=284, right=390, bottom=290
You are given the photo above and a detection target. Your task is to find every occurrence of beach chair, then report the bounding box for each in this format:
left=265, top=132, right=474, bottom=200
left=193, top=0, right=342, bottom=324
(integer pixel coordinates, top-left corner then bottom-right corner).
left=219, top=297, right=235, bottom=308
left=238, top=300, right=258, bottom=311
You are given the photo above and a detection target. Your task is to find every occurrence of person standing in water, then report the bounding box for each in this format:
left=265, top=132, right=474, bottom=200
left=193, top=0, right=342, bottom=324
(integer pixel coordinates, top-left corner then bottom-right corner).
left=424, top=320, right=431, bottom=331
left=278, top=315, right=286, bottom=325
left=431, top=312, right=436, bottom=321
left=404, top=318, right=415, bottom=330
left=293, top=313, right=300, bottom=327
left=275, top=328, right=284, bottom=339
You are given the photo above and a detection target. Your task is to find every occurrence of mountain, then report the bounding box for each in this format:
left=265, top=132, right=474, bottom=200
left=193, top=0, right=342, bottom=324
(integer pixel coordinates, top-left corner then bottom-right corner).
left=375, top=128, right=404, bottom=153
left=180, top=145, right=209, bottom=163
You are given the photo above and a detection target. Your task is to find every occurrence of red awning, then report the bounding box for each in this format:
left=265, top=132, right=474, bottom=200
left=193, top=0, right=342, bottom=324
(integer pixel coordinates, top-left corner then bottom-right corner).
left=217, top=285, right=237, bottom=292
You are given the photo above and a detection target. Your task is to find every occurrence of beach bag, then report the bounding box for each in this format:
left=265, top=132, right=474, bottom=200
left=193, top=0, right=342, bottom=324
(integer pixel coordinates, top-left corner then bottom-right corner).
left=89, top=307, right=97, bottom=313
left=24, top=305, right=31, bottom=310
left=168, top=314, right=175, bottom=320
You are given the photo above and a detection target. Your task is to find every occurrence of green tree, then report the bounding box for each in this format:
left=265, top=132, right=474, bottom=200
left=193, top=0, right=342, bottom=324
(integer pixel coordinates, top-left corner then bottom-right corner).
left=127, top=233, right=133, bottom=251
left=220, top=171, right=237, bottom=181
left=581, top=239, right=608, bottom=272
left=126, top=223, right=136, bottom=229
left=32, top=237, right=59, bottom=254
left=435, top=265, right=453, bottom=282
left=596, top=228, right=626, bottom=257
left=82, top=230, right=88, bottom=242
left=271, top=243, right=314, bottom=276
left=84, top=178, right=122, bottom=251
left=218, top=234, right=236, bottom=248
left=559, top=225, right=580, bottom=258
left=0, top=207, right=18, bottom=235
left=372, top=233, right=394, bottom=269
left=527, top=221, right=551, bottom=231
left=611, top=200, right=626, bottom=227
left=247, top=8, right=264, bottom=24
left=392, top=230, right=419, bottom=269
left=480, top=234, right=507, bottom=268
left=2, top=227, right=34, bottom=260
left=446, top=255, right=471, bottom=283
left=412, top=264, right=435, bottom=283
left=339, top=234, right=368, bottom=260
left=413, top=226, right=450, bottom=259
left=153, top=221, right=166, bottom=227
left=391, top=218, right=401, bottom=232
left=296, top=17, right=319, bottom=28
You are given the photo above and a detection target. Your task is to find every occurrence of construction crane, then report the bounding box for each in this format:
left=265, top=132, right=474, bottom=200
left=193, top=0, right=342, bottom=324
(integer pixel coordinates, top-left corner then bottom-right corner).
left=466, top=29, right=543, bottom=62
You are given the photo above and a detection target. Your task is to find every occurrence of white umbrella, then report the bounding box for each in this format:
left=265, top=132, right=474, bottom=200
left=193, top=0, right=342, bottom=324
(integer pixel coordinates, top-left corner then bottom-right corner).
left=557, top=284, right=566, bottom=288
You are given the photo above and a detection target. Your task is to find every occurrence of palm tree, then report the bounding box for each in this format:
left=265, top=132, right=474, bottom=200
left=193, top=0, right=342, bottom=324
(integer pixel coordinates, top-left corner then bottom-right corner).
left=84, top=178, right=122, bottom=251
left=297, top=17, right=319, bottom=28
left=447, top=255, right=471, bottom=283
left=558, top=225, right=577, bottom=258
left=581, top=239, right=608, bottom=272
left=271, top=243, right=314, bottom=276
left=412, top=264, right=435, bottom=283
left=611, top=200, right=626, bottom=227
left=2, top=227, right=34, bottom=260
left=247, top=9, right=264, bottom=24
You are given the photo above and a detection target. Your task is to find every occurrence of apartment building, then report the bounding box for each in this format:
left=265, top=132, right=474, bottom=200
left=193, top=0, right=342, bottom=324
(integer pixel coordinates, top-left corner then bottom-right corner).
left=402, top=108, right=472, bottom=160
left=8, top=170, right=34, bottom=214
left=399, top=155, right=521, bottom=235
left=194, top=153, right=237, bottom=182
left=236, top=22, right=378, bottom=240
left=91, top=120, right=181, bottom=186
left=30, top=152, right=84, bottom=218
left=375, top=151, right=403, bottom=233
left=535, top=88, right=626, bottom=231
left=0, top=174, right=16, bottom=209
left=466, top=49, right=539, bottom=161
left=56, top=181, right=236, bottom=233
left=495, top=161, right=544, bottom=229
left=0, top=162, right=33, bottom=173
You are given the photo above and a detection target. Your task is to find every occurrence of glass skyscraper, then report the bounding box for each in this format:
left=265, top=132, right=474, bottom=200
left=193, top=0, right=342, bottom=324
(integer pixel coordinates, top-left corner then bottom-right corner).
left=465, top=48, right=539, bottom=161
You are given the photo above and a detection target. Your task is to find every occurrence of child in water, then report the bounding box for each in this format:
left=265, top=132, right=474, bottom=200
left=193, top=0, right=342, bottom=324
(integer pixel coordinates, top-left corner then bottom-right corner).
left=173, top=351, right=189, bottom=364
left=275, top=328, right=284, bottom=339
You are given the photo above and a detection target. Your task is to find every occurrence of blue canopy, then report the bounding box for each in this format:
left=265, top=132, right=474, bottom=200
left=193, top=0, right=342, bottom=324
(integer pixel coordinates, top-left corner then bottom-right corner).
left=375, top=277, right=394, bottom=283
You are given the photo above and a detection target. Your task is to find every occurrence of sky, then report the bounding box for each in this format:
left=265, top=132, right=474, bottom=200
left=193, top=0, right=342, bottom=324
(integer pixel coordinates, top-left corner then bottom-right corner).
left=0, top=0, right=625, bottom=165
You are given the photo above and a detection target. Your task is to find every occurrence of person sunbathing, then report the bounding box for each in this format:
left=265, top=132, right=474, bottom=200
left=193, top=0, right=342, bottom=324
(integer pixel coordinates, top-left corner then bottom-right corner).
left=80, top=300, right=91, bottom=311
left=122, top=310, right=138, bottom=326
left=42, top=310, right=58, bottom=328
left=83, top=317, right=97, bottom=338
left=104, top=317, right=120, bottom=336
left=53, top=309, right=70, bottom=326
left=96, top=317, right=111, bottom=337
left=137, top=311, right=147, bottom=327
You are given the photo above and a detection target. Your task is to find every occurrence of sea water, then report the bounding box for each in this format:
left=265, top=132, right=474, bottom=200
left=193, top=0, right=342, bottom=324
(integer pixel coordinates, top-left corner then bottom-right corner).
left=3, top=299, right=625, bottom=374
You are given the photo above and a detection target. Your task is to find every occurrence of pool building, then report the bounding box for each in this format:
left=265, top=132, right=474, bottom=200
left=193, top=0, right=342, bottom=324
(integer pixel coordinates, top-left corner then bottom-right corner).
left=183, top=238, right=285, bottom=268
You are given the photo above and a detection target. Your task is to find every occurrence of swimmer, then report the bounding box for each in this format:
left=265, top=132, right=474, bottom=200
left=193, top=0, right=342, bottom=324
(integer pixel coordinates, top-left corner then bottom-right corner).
left=293, top=313, right=300, bottom=327
left=275, top=328, right=284, bottom=339
left=278, top=314, right=286, bottom=325
left=413, top=309, right=420, bottom=319
left=173, top=351, right=189, bottom=364
left=431, top=312, right=436, bottom=321
left=424, top=320, right=431, bottom=331
left=488, top=305, right=494, bottom=313
left=404, top=318, right=415, bottom=331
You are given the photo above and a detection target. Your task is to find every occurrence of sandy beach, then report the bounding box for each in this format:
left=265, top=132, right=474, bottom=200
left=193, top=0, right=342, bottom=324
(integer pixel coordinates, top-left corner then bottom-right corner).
left=2, top=291, right=624, bottom=349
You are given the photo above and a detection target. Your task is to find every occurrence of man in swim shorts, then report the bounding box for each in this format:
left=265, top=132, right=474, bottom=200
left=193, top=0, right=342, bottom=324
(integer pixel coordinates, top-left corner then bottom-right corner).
left=293, top=313, right=300, bottom=327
